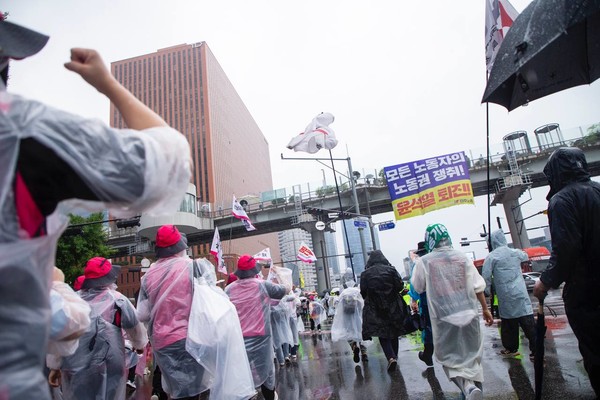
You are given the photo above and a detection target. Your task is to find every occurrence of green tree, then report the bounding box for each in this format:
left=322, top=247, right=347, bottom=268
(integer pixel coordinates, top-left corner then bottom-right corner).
left=585, top=123, right=600, bottom=143
left=315, top=185, right=335, bottom=197
left=56, top=212, right=114, bottom=284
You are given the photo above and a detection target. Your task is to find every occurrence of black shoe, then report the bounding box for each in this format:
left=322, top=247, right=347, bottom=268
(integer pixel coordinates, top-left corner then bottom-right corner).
left=353, top=345, right=360, bottom=363
left=418, top=350, right=433, bottom=367
left=387, top=358, right=397, bottom=372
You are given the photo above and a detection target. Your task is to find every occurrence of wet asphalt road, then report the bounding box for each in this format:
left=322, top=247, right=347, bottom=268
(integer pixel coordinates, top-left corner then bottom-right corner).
left=270, top=289, right=596, bottom=400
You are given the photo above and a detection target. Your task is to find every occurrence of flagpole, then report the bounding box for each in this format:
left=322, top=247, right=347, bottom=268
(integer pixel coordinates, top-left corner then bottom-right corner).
left=228, top=214, right=234, bottom=254
left=329, top=149, right=356, bottom=277
left=486, top=72, right=492, bottom=252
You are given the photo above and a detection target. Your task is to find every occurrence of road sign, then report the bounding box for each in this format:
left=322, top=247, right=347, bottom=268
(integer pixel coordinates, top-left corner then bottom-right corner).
left=315, top=221, right=326, bottom=231
left=378, top=221, right=396, bottom=231
left=353, top=219, right=367, bottom=229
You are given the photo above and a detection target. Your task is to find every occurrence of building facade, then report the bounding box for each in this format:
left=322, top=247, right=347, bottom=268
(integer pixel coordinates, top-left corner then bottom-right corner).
left=110, top=42, right=280, bottom=262
left=278, top=228, right=340, bottom=292
left=342, top=220, right=380, bottom=278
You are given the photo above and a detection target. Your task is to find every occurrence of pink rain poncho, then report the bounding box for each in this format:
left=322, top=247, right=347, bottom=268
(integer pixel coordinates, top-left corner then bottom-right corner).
left=0, top=83, right=191, bottom=399
left=137, top=256, right=213, bottom=398
left=225, top=278, right=287, bottom=390
left=59, top=286, right=147, bottom=400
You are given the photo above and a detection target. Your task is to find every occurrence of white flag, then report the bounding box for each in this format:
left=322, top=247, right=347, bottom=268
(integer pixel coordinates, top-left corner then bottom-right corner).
left=485, top=0, right=519, bottom=72
left=210, top=227, right=227, bottom=274
left=232, top=195, right=256, bottom=231
left=297, top=242, right=317, bottom=263
left=253, top=248, right=272, bottom=263
left=287, top=113, right=338, bottom=154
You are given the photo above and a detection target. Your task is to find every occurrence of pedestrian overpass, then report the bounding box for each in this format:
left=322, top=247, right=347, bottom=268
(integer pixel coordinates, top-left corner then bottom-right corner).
left=107, top=125, right=600, bottom=292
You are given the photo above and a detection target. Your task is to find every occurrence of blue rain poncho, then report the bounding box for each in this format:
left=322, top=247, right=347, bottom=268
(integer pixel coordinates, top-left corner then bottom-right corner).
left=412, top=244, right=487, bottom=383
left=60, top=286, right=148, bottom=400
left=482, top=230, right=532, bottom=319
left=0, top=85, right=191, bottom=399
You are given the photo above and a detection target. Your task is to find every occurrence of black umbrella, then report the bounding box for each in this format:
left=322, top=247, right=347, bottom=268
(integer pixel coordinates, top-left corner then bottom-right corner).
left=482, top=0, right=600, bottom=111
left=534, top=300, right=546, bottom=400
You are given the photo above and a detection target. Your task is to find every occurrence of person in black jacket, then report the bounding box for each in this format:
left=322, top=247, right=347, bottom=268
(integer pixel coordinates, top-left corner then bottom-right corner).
left=360, top=250, right=408, bottom=372
left=533, top=147, right=600, bottom=397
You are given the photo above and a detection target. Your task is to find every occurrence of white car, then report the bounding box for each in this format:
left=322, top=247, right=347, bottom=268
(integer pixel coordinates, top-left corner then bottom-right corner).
left=522, top=272, right=541, bottom=291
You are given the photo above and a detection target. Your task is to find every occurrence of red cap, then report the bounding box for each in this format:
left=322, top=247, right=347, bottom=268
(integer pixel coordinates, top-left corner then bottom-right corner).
left=73, top=275, right=85, bottom=291
left=84, top=257, right=112, bottom=279
left=155, top=225, right=188, bottom=258
left=237, top=255, right=257, bottom=271
left=226, top=273, right=238, bottom=286
left=156, top=225, right=182, bottom=248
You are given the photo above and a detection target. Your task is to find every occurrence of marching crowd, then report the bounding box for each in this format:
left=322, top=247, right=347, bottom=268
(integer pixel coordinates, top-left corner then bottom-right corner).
left=1, top=16, right=599, bottom=400
left=37, top=222, right=521, bottom=400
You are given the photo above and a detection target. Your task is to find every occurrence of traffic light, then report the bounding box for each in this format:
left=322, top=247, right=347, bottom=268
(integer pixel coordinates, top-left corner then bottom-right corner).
left=62, top=227, right=83, bottom=237
left=116, top=217, right=141, bottom=229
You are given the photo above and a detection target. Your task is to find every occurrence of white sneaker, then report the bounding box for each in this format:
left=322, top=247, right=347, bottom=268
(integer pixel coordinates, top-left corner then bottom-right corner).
left=465, top=382, right=482, bottom=400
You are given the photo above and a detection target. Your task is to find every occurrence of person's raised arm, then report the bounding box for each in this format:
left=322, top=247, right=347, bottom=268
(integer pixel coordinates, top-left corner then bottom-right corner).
left=64, top=48, right=167, bottom=130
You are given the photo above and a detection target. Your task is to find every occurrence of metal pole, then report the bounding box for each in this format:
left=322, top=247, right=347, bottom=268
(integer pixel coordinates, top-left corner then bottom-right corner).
left=347, top=157, right=369, bottom=264
left=364, top=182, right=377, bottom=251
left=328, top=149, right=356, bottom=277
left=486, top=72, right=492, bottom=252
left=320, top=239, right=330, bottom=289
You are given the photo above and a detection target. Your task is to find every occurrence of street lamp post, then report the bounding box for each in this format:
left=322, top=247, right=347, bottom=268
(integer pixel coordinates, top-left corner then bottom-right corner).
left=364, top=174, right=377, bottom=251
left=347, top=160, right=369, bottom=265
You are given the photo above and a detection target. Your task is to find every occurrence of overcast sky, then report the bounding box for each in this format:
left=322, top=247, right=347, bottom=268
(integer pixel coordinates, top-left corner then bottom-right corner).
left=6, top=0, right=600, bottom=265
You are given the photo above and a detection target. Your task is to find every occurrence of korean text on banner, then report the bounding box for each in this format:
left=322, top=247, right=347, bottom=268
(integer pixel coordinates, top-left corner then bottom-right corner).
left=383, top=151, right=474, bottom=221
left=297, top=242, right=317, bottom=263
left=253, top=248, right=272, bottom=263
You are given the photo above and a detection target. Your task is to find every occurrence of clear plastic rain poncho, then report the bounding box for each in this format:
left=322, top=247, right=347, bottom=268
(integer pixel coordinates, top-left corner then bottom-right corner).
left=482, top=230, right=532, bottom=319
left=137, top=256, right=214, bottom=398
left=309, top=299, right=327, bottom=325
left=47, top=281, right=91, bottom=359
left=282, top=293, right=301, bottom=345
left=331, top=283, right=364, bottom=343
left=225, top=278, right=287, bottom=390
left=0, top=85, right=190, bottom=399
left=327, top=294, right=338, bottom=317
left=412, top=243, right=486, bottom=382
left=185, top=259, right=255, bottom=400
left=270, top=299, right=294, bottom=349
left=60, top=286, right=147, bottom=400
